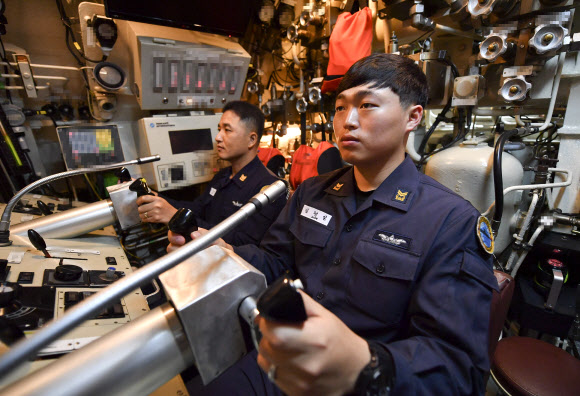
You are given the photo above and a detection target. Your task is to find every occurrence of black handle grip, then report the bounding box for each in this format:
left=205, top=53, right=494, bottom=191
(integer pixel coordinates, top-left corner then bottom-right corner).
left=257, top=274, right=307, bottom=323
left=27, top=229, right=51, bottom=257
left=36, top=200, right=53, bottom=215
left=168, top=208, right=198, bottom=243
left=129, top=178, right=154, bottom=198
left=115, top=167, right=132, bottom=182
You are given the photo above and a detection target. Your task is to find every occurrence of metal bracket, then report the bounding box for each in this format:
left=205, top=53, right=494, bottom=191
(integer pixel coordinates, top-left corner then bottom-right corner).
left=545, top=268, right=564, bottom=310
left=14, top=54, right=37, bottom=98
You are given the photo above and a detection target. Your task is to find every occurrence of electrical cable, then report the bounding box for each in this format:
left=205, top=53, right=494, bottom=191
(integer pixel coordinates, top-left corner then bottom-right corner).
left=417, top=57, right=459, bottom=157
left=83, top=174, right=102, bottom=201
left=56, top=0, right=105, bottom=65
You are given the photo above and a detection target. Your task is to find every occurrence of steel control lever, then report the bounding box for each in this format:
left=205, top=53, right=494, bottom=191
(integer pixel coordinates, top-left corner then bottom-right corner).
left=239, top=274, right=306, bottom=350
left=129, top=178, right=154, bottom=197
left=168, top=208, right=198, bottom=242
left=27, top=229, right=86, bottom=260
left=115, top=167, right=132, bottom=183
left=36, top=200, right=53, bottom=215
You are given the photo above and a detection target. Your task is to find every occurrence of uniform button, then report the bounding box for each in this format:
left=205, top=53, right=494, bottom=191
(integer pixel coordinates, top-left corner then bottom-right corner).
left=316, top=291, right=325, bottom=300
left=333, top=258, right=341, bottom=266
left=345, top=224, right=353, bottom=232
left=376, top=264, right=385, bottom=274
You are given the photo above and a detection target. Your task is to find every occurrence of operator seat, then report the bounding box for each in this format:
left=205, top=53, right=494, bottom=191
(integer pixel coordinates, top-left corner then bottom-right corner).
left=489, top=271, right=580, bottom=395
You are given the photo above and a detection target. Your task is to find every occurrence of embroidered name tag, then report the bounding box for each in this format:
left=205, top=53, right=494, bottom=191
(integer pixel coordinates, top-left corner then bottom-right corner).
left=209, top=187, right=217, bottom=196
left=300, top=205, right=332, bottom=226
left=372, top=230, right=411, bottom=250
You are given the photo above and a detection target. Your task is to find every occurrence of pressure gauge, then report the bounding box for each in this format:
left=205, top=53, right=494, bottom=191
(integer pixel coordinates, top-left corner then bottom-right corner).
left=93, top=62, right=125, bottom=91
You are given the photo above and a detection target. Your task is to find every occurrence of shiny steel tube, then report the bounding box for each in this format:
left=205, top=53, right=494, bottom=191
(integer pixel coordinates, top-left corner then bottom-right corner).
left=0, top=180, right=287, bottom=378
left=0, top=155, right=160, bottom=235
left=10, top=199, right=116, bottom=239
left=0, top=304, right=194, bottom=396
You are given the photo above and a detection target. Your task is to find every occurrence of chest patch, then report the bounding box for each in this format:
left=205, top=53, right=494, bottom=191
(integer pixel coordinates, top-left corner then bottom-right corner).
left=372, top=230, right=411, bottom=250
left=209, top=187, right=217, bottom=196
left=300, top=204, right=332, bottom=226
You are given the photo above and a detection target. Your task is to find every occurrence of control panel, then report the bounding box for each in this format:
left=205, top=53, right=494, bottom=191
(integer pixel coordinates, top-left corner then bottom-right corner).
left=114, top=20, right=251, bottom=110
left=135, top=114, right=223, bottom=191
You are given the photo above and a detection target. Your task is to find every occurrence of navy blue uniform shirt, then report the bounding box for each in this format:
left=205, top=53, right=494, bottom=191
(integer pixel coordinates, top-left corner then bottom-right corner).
left=235, top=155, right=498, bottom=395
left=167, top=156, right=286, bottom=246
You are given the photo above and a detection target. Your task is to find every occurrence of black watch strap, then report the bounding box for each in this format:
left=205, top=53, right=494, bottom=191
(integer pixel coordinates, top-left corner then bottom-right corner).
left=352, top=342, right=395, bottom=396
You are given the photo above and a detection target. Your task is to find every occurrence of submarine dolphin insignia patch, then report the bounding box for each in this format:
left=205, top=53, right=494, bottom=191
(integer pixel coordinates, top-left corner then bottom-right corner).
left=476, top=216, right=494, bottom=254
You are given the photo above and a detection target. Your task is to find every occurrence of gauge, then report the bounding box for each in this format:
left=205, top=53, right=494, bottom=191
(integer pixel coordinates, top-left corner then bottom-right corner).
left=93, top=62, right=125, bottom=91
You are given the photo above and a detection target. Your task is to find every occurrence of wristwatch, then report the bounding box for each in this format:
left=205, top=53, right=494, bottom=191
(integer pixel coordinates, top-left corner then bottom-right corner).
left=353, top=342, right=394, bottom=396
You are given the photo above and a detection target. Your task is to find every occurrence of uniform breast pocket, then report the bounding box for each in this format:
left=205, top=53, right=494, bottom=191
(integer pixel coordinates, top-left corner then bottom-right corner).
left=289, top=218, right=333, bottom=279
left=348, top=239, right=421, bottom=326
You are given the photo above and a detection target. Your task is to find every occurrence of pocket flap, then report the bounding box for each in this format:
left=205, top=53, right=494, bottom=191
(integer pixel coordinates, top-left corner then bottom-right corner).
left=352, top=240, right=420, bottom=281
left=289, top=218, right=332, bottom=248
left=460, top=250, right=499, bottom=292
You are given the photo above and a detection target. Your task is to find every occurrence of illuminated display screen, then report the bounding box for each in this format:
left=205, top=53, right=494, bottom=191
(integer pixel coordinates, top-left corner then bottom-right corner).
left=169, top=128, right=214, bottom=155
left=57, top=125, right=125, bottom=169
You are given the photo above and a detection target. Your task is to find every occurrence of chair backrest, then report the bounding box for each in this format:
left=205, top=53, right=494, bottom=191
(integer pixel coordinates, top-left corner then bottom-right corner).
left=489, top=270, right=515, bottom=362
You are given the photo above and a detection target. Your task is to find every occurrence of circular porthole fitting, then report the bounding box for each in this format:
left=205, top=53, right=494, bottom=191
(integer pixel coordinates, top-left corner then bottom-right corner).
left=93, top=62, right=126, bottom=91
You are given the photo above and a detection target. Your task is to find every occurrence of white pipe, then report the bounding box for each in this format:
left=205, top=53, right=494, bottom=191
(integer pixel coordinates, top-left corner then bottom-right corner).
left=502, top=168, right=572, bottom=196
left=0, top=61, right=81, bottom=72
left=482, top=168, right=572, bottom=216
left=513, top=9, right=573, bottom=131
left=0, top=74, right=68, bottom=81
left=510, top=224, right=545, bottom=278
left=292, top=42, right=305, bottom=68
left=506, top=191, right=539, bottom=270
left=406, top=130, right=422, bottom=161
left=1, top=85, right=50, bottom=90
left=514, top=51, right=563, bottom=130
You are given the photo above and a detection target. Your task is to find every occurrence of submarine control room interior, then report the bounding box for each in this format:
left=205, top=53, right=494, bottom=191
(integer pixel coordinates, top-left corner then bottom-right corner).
left=0, top=0, right=579, bottom=395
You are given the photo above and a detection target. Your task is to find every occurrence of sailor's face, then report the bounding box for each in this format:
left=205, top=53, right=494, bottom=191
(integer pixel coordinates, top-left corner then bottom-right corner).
left=215, top=110, right=252, bottom=162
left=333, top=84, right=415, bottom=167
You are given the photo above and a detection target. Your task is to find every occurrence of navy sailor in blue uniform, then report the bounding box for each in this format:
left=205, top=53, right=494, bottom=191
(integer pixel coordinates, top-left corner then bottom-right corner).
left=169, top=54, right=498, bottom=396
left=138, top=101, right=286, bottom=246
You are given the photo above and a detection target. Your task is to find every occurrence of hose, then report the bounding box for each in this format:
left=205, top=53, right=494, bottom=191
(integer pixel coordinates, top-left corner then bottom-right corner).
left=492, top=128, right=519, bottom=235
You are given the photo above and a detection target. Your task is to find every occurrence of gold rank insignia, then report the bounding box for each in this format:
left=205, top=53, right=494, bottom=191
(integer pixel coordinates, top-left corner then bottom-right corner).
left=239, top=174, right=247, bottom=182
left=394, top=189, right=408, bottom=202
left=333, top=182, right=344, bottom=191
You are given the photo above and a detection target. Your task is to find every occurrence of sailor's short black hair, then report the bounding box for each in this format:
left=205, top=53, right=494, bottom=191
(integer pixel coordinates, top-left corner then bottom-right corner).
left=223, top=101, right=265, bottom=140
left=337, top=53, right=429, bottom=109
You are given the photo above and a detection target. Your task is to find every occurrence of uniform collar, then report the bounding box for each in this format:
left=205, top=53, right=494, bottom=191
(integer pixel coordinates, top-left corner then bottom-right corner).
left=231, top=155, right=262, bottom=187
left=324, top=156, right=419, bottom=213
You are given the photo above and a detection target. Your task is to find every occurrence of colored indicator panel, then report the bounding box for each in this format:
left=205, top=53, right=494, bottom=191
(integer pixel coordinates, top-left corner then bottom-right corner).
left=182, top=61, right=193, bottom=92
left=154, top=59, right=165, bottom=92
left=230, top=66, right=240, bottom=94
left=169, top=60, right=179, bottom=93
left=196, top=63, right=207, bottom=92
left=58, top=125, right=124, bottom=169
